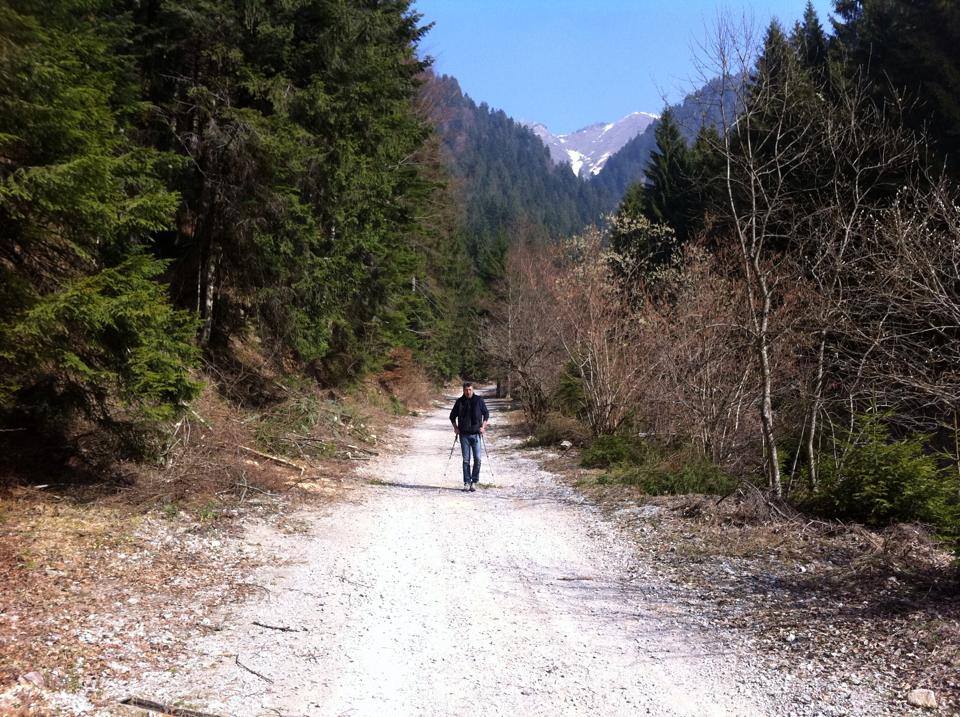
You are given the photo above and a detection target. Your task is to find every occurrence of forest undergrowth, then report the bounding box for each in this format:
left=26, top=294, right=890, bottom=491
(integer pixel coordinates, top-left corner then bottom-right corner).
left=513, top=410, right=960, bottom=713
left=0, top=343, right=435, bottom=713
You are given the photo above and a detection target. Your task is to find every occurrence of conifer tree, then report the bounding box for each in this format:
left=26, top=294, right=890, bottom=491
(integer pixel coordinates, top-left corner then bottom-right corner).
left=793, top=1, right=829, bottom=76
left=127, top=0, right=451, bottom=381
left=831, top=0, right=960, bottom=178
left=0, top=0, right=198, bottom=455
left=641, top=108, right=696, bottom=244
left=690, top=124, right=727, bottom=235
left=0, top=0, right=481, bottom=471
left=754, top=20, right=795, bottom=97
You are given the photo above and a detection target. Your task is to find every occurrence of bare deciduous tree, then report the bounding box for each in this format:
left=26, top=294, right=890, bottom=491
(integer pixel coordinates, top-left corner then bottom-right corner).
left=482, top=241, right=564, bottom=423
left=551, top=229, right=648, bottom=435
left=837, top=180, right=960, bottom=459
left=704, top=20, right=821, bottom=497
left=632, top=245, right=761, bottom=469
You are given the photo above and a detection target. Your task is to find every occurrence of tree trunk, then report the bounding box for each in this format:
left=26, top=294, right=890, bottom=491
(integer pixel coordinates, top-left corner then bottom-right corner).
left=199, top=244, right=219, bottom=346
left=757, top=274, right=783, bottom=499
left=807, top=330, right=826, bottom=490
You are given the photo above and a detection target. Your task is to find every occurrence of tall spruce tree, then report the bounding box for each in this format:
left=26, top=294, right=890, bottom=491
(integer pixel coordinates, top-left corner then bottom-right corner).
left=640, top=108, right=697, bottom=244
left=690, top=124, right=727, bottom=235
left=0, top=0, right=199, bottom=458
left=729, top=19, right=829, bottom=251
left=793, top=1, right=829, bottom=77
left=128, top=0, right=454, bottom=382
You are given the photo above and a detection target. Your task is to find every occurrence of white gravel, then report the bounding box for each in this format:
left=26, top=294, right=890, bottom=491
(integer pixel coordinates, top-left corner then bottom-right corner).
left=105, top=395, right=782, bottom=716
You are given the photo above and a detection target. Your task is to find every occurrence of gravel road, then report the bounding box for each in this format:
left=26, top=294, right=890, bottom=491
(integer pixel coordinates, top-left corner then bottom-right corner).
left=108, top=394, right=792, bottom=716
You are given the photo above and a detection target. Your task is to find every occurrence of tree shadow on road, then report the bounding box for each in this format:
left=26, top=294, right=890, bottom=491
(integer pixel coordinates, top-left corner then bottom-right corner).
left=369, top=480, right=469, bottom=493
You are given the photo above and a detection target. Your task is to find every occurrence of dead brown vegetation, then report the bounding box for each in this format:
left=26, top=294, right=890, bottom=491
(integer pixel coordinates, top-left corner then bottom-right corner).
left=482, top=241, right=566, bottom=423
left=0, top=336, right=429, bottom=709
left=540, top=442, right=960, bottom=712
left=375, top=347, right=434, bottom=411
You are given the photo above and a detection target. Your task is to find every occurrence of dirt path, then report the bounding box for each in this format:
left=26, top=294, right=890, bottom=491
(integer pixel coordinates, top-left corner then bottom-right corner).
left=104, top=395, right=819, bottom=716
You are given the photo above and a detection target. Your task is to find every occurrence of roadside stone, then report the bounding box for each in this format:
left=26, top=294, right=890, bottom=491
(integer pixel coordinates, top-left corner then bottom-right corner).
left=906, top=688, right=937, bottom=709
left=559, top=440, right=573, bottom=450
left=17, top=671, right=44, bottom=688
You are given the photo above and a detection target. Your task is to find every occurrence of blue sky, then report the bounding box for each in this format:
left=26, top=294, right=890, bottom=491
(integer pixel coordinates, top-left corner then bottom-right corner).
left=414, top=0, right=836, bottom=134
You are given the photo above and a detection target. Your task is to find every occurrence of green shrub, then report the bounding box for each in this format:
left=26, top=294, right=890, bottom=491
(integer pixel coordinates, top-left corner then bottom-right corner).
left=586, top=435, right=737, bottom=496
left=800, top=415, right=960, bottom=537
left=525, top=412, right=590, bottom=447
left=610, top=454, right=737, bottom=496
left=388, top=394, right=406, bottom=416
left=553, top=364, right=586, bottom=418
left=0, top=255, right=200, bottom=457
left=581, top=434, right=648, bottom=468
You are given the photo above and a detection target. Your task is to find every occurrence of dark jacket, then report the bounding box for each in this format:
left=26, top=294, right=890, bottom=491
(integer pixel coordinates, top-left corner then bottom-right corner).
left=450, top=395, right=489, bottom=434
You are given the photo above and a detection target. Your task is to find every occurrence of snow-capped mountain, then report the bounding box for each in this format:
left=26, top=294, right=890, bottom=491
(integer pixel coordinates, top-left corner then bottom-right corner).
left=526, top=111, right=659, bottom=177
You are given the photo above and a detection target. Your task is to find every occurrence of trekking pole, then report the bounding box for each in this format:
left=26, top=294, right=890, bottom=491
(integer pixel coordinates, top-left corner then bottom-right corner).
left=480, top=433, right=496, bottom=483
left=442, top=434, right=459, bottom=482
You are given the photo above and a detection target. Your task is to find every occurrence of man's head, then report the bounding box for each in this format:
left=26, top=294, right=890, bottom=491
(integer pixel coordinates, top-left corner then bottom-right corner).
left=462, top=381, right=474, bottom=397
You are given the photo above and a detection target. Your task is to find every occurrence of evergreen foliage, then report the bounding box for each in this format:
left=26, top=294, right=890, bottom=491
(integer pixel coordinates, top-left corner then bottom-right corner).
left=0, top=256, right=200, bottom=451
left=729, top=5, right=960, bottom=530
left=799, top=415, right=960, bottom=537
left=689, top=124, right=726, bottom=232
left=485, top=0, right=960, bottom=539
left=831, top=0, right=960, bottom=177
left=610, top=117, right=722, bottom=275
left=0, top=0, right=194, bottom=453
left=0, top=0, right=481, bottom=469
left=793, top=1, right=829, bottom=77
left=131, top=0, right=450, bottom=381
left=639, top=109, right=697, bottom=244
left=589, top=76, right=739, bottom=213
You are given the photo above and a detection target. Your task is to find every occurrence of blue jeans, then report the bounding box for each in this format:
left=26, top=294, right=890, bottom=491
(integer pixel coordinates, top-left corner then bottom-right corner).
left=460, top=433, right=481, bottom=483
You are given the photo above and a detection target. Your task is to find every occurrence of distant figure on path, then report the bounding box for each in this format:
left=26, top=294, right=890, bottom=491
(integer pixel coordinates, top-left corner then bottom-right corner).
left=449, top=382, right=489, bottom=492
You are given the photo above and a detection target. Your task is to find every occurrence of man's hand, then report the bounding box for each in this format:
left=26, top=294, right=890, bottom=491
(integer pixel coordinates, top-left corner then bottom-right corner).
left=480, top=424, right=487, bottom=434
left=453, top=426, right=460, bottom=435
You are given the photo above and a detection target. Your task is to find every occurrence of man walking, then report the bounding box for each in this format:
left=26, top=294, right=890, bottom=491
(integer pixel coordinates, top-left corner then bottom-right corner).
left=449, top=382, right=489, bottom=491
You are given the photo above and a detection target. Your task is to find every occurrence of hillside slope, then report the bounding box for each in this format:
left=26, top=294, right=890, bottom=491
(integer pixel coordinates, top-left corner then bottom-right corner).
left=421, top=74, right=608, bottom=270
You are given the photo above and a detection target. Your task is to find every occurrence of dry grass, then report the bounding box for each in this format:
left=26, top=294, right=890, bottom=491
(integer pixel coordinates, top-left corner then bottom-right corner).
left=0, top=487, right=263, bottom=697
left=0, top=687, right=47, bottom=716
left=120, top=384, right=293, bottom=510
left=373, top=347, right=435, bottom=412
left=0, top=337, right=430, bottom=710
left=518, top=412, right=591, bottom=448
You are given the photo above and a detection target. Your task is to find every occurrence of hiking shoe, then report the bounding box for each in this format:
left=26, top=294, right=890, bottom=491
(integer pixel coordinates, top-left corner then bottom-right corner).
left=469, top=483, right=476, bottom=492
left=463, top=483, right=470, bottom=492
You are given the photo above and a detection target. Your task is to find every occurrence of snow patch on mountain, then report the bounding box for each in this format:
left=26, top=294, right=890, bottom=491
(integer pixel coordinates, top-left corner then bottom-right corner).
left=565, top=149, right=586, bottom=176
left=526, top=112, right=659, bottom=177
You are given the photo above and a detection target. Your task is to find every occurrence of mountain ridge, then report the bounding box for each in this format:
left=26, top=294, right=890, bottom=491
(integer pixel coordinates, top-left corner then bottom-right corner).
left=422, top=72, right=739, bottom=250
left=525, top=111, right=659, bottom=177
left=589, top=75, right=740, bottom=211
left=419, top=73, right=611, bottom=276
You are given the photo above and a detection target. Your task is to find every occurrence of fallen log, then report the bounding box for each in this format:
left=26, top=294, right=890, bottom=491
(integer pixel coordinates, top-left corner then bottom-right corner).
left=238, top=445, right=305, bottom=476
